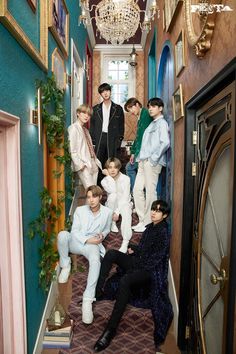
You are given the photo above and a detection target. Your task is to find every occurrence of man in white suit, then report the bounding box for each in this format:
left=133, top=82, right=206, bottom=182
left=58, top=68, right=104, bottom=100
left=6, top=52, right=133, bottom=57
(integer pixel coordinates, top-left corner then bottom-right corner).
left=101, top=158, right=132, bottom=254
left=68, top=104, right=102, bottom=189
left=57, top=185, right=113, bottom=324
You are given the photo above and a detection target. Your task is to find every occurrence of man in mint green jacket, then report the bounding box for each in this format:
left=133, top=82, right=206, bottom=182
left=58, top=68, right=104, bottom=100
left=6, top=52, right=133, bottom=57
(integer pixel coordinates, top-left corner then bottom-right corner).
left=124, top=98, right=152, bottom=193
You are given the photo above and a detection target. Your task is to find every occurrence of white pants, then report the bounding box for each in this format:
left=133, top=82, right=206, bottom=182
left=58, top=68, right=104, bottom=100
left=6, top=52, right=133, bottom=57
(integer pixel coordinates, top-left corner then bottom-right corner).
left=77, top=159, right=98, bottom=189
left=57, top=231, right=101, bottom=300
left=133, top=160, right=162, bottom=225
left=106, top=193, right=132, bottom=242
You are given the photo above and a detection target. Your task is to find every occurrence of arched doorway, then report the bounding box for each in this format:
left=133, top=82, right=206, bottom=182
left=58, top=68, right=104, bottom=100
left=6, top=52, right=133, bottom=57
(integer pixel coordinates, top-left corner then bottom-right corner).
left=157, top=42, right=174, bottom=205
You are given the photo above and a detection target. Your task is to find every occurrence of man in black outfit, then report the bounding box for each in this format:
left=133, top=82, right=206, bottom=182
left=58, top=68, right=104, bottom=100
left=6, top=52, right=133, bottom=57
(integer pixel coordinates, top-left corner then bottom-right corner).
left=89, top=83, right=124, bottom=175
left=94, top=200, right=173, bottom=352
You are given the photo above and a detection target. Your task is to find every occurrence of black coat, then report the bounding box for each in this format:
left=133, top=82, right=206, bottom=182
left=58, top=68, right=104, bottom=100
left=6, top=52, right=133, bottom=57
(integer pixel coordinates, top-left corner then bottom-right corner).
left=104, top=221, right=173, bottom=347
left=90, top=102, right=124, bottom=158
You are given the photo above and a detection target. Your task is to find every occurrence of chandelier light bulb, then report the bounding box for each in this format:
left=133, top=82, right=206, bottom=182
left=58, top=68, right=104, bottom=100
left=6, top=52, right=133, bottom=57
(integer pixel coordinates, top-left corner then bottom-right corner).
left=79, top=0, right=159, bottom=45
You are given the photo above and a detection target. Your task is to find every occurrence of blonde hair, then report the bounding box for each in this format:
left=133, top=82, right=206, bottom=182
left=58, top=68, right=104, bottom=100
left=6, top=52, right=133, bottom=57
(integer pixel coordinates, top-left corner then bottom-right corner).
left=105, top=157, right=122, bottom=170
left=76, top=104, right=93, bottom=116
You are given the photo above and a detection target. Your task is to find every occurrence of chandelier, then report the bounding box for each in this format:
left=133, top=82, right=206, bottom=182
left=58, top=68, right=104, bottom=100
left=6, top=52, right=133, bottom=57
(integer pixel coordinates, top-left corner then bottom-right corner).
left=79, top=0, right=159, bottom=45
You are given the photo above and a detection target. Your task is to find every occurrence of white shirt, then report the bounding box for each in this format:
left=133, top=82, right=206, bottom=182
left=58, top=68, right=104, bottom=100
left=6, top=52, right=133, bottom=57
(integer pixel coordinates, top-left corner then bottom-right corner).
left=102, top=102, right=111, bottom=132
left=101, top=173, right=131, bottom=215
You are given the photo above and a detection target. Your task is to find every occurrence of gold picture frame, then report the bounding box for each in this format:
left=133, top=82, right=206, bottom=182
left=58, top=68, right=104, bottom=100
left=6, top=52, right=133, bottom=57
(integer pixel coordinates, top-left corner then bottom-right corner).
left=175, top=29, right=185, bottom=76
left=49, top=0, right=69, bottom=58
left=0, top=0, right=48, bottom=70
left=52, top=48, right=66, bottom=91
left=165, top=0, right=183, bottom=32
left=172, top=84, right=184, bottom=122
left=27, top=0, right=37, bottom=12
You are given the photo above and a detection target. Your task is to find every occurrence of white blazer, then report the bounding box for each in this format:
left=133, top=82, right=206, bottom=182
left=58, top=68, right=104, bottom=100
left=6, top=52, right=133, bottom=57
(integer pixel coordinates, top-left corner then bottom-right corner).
left=101, top=173, right=131, bottom=215
left=68, top=121, right=102, bottom=172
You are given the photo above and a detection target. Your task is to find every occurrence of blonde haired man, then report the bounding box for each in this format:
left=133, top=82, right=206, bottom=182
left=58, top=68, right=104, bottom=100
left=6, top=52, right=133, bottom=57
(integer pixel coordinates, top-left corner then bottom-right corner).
left=57, top=185, right=113, bottom=324
left=101, top=158, right=132, bottom=253
left=68, top=104, right=101, bottom=189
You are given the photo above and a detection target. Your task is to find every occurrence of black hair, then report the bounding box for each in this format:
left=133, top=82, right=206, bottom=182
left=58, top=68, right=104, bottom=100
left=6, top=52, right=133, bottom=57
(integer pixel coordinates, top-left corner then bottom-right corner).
left=124, top=97, right=142, bottom=112
left=98, top=83, right=111, bottom=94
left=151, top=199, right=170, bottom=216
left=147, top=97, right=164, bottom=108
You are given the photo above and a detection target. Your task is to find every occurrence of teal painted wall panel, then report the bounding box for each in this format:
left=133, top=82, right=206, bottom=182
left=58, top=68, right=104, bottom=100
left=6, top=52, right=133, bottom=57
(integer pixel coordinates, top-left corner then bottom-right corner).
left=0, top=23, right=46, bottom=354
left=8, top=0, right=40, bottom=49
left=0, top=0, right=90, bottom=352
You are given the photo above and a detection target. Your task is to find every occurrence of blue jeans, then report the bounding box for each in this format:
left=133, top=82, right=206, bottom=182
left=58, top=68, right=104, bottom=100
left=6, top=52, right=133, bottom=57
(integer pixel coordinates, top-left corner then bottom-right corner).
left=126, top=161, right=138, bottom=193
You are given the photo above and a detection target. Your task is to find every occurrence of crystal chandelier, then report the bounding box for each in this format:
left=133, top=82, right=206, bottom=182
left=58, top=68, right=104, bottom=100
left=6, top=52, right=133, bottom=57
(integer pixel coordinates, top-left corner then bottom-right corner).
left=79, top=0, right=159, bottom=45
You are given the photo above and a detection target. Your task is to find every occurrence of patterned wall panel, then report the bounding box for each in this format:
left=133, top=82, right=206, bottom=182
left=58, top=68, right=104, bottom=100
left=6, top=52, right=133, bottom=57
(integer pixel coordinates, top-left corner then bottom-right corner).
left=92, top=51, right=101, bottom=105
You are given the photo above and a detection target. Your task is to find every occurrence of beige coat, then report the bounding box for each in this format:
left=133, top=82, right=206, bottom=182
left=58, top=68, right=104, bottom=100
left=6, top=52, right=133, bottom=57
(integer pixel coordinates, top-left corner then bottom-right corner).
left=68, top=121, right=102, bottom=172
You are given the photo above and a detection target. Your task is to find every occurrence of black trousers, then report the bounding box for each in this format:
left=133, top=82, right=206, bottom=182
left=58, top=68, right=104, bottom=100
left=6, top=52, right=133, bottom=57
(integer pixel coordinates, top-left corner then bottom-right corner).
left=96, top=249, right=151, bottom=330
left=96, top=132, right=108, bottom=186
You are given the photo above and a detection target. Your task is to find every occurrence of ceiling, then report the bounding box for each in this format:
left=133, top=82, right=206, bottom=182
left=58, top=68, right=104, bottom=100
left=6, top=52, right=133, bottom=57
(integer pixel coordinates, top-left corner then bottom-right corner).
left=86, top=0, right=148, bottom=48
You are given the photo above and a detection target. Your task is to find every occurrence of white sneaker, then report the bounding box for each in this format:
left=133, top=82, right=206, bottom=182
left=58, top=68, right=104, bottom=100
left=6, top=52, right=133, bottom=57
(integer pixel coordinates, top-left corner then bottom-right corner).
left=82, top=299, right=94, bottom=324
left=119, top=241, right=129, bottom=253
left=58, top=264, right=71, bottom=283
left=133, top=222, right=146, bottom=233
left=111, top=222, right=119, bottom=233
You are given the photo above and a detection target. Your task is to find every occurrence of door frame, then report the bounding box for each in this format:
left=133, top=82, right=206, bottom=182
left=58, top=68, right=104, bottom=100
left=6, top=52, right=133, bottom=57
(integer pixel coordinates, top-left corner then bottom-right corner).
left=0, top=110, right=27, bottom=354
left=178, top=58, right=236, bottom=352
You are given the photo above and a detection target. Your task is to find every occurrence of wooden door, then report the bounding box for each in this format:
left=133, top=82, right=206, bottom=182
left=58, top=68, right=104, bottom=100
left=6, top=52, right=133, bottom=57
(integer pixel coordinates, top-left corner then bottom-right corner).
left=188, top=82, right=235, bottom=353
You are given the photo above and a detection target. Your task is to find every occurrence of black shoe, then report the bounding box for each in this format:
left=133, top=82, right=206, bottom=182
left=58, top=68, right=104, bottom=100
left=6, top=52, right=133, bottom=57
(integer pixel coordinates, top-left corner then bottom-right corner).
left=94, top=327, right=116, bottom=352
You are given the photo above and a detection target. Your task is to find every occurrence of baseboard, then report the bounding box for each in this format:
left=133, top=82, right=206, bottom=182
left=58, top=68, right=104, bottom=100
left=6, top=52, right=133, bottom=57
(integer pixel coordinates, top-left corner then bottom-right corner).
left=33, top=264, right=60, bottom=354
left=168, top=260, right=179, bottom=339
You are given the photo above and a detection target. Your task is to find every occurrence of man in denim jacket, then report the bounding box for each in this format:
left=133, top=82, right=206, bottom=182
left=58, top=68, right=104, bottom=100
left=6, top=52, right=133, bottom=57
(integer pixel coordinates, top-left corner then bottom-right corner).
left=132, top=98, right=170, bottom=232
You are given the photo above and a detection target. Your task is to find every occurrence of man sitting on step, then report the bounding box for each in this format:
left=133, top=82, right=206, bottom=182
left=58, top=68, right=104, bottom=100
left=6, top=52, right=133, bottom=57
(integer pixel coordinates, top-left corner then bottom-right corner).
left=57, top=185, right=113, bottom=325
left=101, top=157, right=132, bottom=254
left=94, top=200, right=173, bottom=352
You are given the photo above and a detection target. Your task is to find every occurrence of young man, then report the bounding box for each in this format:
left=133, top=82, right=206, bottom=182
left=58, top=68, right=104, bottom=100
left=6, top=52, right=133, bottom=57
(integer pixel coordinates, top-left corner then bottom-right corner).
left=57, top=185, right=113, bottom=324
left=124, top=98, right=152, bottom=194
left=101, top=157, right=132, bottom=253
left=133, top=98, right=170, bottom=232
left=94, top=200, right=173, bottom=352
left=68, top=104, right=102, bottom=189
left=90, top=83, right=124, bottom=169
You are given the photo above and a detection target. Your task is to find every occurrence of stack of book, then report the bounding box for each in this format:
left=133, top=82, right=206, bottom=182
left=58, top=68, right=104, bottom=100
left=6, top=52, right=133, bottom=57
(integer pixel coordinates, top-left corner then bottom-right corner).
left=42, top=314, right=73, bottom=349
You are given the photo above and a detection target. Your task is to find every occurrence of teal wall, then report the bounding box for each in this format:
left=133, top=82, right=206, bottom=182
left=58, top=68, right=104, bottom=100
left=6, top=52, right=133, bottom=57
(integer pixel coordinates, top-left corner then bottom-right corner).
left=0, top=1, right=88, bottom=352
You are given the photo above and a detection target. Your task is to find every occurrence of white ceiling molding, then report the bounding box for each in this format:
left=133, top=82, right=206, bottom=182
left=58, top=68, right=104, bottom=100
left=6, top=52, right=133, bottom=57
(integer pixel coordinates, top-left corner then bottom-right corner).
left=94, top=44, right=143, bottom=53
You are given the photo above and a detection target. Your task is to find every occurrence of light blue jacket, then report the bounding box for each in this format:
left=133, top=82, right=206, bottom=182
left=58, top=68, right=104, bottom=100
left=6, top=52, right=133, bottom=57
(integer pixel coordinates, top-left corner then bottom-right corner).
left=70, top=204, right=113, bottom=256
left=136, top=115, right=170, bottom=167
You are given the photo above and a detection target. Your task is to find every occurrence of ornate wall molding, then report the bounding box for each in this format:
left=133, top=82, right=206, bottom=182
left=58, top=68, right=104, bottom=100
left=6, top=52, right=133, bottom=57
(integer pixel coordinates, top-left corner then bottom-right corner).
left=0, top=0, right=48, bottom=70
left=184, top=0, right=221, bottom=58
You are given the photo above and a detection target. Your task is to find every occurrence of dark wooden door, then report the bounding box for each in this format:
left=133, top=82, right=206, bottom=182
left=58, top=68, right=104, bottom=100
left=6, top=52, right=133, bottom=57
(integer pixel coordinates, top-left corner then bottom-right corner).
left=188, top=82, right=235, bottom=353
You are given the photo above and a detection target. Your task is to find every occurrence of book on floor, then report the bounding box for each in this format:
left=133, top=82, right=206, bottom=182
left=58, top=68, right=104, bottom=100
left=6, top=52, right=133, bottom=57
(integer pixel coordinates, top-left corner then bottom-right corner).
left=42, top=332, right=73, bottom=349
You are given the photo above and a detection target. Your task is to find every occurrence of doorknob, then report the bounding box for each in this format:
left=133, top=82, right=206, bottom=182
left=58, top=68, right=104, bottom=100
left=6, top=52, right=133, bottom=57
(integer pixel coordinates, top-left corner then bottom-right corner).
left=210, top=269, right=227, bottom=286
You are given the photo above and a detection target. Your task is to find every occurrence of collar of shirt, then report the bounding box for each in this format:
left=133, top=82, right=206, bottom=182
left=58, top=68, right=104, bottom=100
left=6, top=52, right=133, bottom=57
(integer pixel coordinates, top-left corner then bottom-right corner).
left=153, top=114, right=164, bottom=122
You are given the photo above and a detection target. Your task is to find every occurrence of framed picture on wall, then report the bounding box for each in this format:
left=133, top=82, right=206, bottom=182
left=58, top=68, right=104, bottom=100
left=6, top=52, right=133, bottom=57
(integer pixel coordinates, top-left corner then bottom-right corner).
left=27, top=0, right=37, bottom=12
left=52, top=48, right=66, bottom=91
left=172, top=84, right=184, bottom=122
left=165, top=0, right=183, bottom=32
left=175, top=30, right=185, bottom=76
left=49, top=0, right=69, bottom=57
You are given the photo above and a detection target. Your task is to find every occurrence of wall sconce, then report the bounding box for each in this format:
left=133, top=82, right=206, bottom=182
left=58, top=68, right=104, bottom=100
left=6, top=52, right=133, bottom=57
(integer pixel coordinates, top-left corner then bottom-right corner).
left=129, top=45, right=138, bottom=67
left=29, top=87, right=42, bottom=145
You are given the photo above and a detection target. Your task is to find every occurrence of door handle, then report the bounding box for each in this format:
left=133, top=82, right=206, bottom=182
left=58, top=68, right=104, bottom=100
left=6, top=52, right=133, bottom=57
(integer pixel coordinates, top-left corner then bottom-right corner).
left=210, top=269, right=227, bottom=286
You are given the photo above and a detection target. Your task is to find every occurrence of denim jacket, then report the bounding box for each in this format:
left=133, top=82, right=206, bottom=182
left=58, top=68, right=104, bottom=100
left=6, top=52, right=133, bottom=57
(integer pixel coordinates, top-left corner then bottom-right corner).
left=136, top=115, right=170, bottom=167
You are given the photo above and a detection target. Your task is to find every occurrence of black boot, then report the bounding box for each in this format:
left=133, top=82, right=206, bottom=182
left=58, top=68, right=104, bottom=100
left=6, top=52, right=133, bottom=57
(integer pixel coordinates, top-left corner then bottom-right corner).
left=94, top=327, right=116, bottom=352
